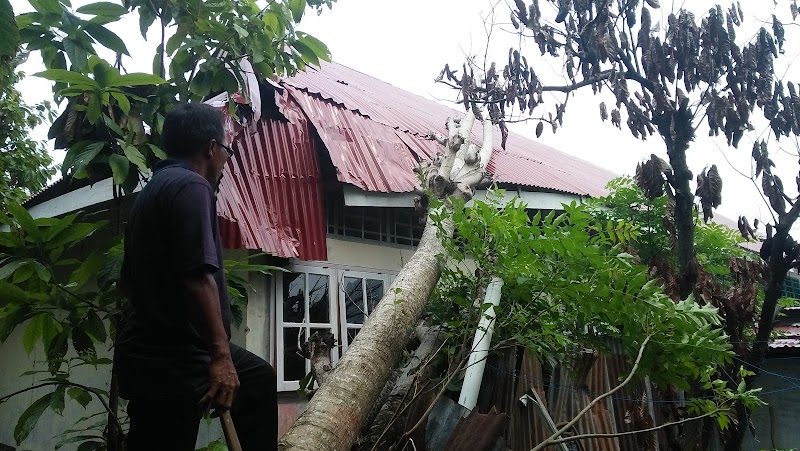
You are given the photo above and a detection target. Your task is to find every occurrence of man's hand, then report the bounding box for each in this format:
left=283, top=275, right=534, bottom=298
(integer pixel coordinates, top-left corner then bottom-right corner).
left=199, top=352, right=240, bottom=413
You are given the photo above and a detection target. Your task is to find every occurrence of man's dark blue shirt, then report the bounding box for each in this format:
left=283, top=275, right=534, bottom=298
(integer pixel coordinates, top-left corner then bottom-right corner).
left=116, top=159, right=231, bottom=401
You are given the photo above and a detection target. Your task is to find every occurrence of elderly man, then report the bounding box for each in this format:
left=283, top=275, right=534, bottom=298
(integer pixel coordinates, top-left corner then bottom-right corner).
left=116, top=103, right=277, bottom=450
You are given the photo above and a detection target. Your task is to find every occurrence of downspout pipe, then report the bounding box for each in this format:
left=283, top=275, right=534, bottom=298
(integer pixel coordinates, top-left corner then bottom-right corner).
left=458, top=276, right=503, bottom=411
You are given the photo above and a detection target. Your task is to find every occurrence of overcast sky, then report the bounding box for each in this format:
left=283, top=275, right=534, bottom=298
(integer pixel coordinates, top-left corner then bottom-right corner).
left=11, top=0, right=800, bottom=229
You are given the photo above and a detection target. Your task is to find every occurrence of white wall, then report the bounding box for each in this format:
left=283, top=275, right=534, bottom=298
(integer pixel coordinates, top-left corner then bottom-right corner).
left=324, top=235, right=416, bottom=273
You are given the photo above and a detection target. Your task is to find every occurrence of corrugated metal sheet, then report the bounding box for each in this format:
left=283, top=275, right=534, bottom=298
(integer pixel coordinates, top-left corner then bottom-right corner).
left=283, top=61, right=616, bottom=197
left=286, top=85, right=422, bottom=193
left=216, top=94, right=327, bottom=261
left=771, top=324, right=800, bottom=348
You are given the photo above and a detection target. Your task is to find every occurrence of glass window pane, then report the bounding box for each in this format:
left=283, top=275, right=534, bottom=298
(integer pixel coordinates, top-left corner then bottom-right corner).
left=347, top=327, right=360, bottom=345
left=307, top=274, right=330, bottom=323
left=344, top=277, right=364, bottom=324
left=283, top=327, right=306, bottom=382
left=283, top=273, right=305, bottom=323
left=366, top=279, right=384, bottom=314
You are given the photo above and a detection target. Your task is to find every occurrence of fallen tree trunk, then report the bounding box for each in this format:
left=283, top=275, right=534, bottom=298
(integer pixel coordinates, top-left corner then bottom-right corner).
left=359, top=323, right=444, bottom=450
left=278, top=218, right=453, bottom=451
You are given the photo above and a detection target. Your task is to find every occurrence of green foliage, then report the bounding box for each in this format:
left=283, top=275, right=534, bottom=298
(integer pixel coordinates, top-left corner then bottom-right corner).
left=0, top=69, right=56, bottom=206
left=0, top=203, right=119, bottom=446
left=0, top=0, right=19, bottom=77
left=687, top=367, right=766, bottom=431
left=429, top=190, right=733, bottom=391
left=223, top=253, right=286, bottom=328
left=587, top=177, right=753, bottom=278
left=14, top=0, right=333, bottom=195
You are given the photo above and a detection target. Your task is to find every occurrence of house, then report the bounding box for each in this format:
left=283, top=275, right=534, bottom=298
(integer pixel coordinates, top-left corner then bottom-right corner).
left=1, top=60, right=618, bottom=449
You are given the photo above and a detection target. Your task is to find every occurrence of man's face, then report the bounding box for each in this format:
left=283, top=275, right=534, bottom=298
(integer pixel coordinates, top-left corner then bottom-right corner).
left=211, top=139, right=234, bottom=191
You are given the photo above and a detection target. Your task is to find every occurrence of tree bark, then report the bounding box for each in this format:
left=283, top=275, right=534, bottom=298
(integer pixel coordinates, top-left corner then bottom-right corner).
left=359, top=323, right=443, bottom=450
left=278, top=218, right=454, bottom=451
left=657, top=109, right=697, bottom=300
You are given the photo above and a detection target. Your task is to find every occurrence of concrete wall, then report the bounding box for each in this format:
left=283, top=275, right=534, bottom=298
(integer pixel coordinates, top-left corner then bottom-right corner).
left=325, top=235, right=416, bottom=272
left=743, top=358, right=800, bottom=451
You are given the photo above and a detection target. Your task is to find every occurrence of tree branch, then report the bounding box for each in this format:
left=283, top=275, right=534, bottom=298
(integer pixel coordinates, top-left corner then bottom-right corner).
left=531, top=334, right=653, bottom=451
left=0, top=381, right=124, bottom=434
left=542, top=70, right=614, bottom=92
left=547, top=410, right=720, bottom=445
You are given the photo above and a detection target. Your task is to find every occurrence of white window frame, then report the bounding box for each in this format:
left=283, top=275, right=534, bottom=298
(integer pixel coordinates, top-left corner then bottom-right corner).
left=273, top=263, right=396, bottom=392
left=336, top=270, right=391, bottom=355
left=275, top=264, right=338, bottom=391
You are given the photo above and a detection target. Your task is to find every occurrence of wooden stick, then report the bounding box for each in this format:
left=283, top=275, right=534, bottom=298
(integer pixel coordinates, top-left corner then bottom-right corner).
left=220, top=411, right=243, bottom=451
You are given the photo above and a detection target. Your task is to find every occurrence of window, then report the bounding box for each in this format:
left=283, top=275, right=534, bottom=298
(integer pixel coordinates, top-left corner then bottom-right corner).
left=275, top=265, right=338, bottom=391
left=337, top=271, right=390, bottom=351
left=274, top=265, right=392, bottom=391
left=325, top=191, right=424, bottom=246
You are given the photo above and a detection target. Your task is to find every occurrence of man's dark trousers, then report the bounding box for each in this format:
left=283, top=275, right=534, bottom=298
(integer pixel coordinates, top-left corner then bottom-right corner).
left=125, top=344, right=278, bottom=451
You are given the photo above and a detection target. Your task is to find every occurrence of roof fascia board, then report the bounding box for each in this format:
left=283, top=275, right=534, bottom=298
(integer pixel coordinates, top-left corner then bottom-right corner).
left=26, top=177, right=141, bottom=219
left=342, top=185, right=584, bottom=210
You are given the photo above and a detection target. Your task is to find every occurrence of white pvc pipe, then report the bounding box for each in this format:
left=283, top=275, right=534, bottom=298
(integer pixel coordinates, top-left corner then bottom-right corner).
left=458, top=276, right=504, bottom=411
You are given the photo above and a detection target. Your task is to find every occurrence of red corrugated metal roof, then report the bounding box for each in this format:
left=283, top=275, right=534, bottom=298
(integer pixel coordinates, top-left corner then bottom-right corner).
left=283, top=61, right=616, bottom=197
left=286, top=85, right=422, bottom=193
left=216, top=93, right=327, bottom=261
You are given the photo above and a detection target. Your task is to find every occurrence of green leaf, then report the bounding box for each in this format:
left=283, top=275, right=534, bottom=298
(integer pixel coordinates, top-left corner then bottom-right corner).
left=70, top=250, right=104, bottom=286
left=14, top=392, right=53, bottom=444
left=0, top=0, right=19, bottom=59
left=47, top=330, right=68, bottom=371
left=233, top=23, right=249, bottom=38
left=289, top=0, right=306, bottom=22
left=23, top=314, right=47, bottom=354
left=109, top=91, right=130, bottom=114
left=0, top=260, right=27, bottom=280
left=49, top=384, right=66, bottom=415
left=138, top=4, right=155, bottom=38
left=124, top=145, right=149, bottom=173
left=76, top=1, right=126, bottom=16
left=109, top=153, right=130, bottom=185
left=82, top=310, right=106, bottom=343
left=84, top=23, right=129, bottom=55
left=0, top=303, right=30, bottom=342
left=108, top=72, right=166, bottom=87
left=148, top=143, right=167, bottom=160
left=32, top=261, right=51, bottom=283
left=76, top=440, right=104, bottom=451
left=7, top=202, right=40, bottom=241
left=67, top=387, right=92, bottom=408
left=220, top=67, right=239, bottom=94
left=72, top=327, right=95, bottom=356
left=296, top=33, right=330, bottom=62
left=63, top=38, right=89, bottom=70
left=291, top=40, right=319, bottom=66
left=34, top=69, right=96, bottom=87
left=49, top=222, right=106, bottom=250
left=86, top=93, right=102, bottom=124
left=62, top=141, right=106, bottom=176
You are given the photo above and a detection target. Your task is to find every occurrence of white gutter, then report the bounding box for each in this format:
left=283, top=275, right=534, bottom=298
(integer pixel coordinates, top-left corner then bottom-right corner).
left=458, top=276, right=504, bottom=411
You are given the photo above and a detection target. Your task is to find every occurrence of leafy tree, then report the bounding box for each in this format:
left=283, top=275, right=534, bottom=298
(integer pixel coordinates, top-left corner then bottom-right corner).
left=370, top=192, right=762, bottom=450
left=0, top=0, right=333, bottom=449
left=436, top=1, right=800, bottom=448
left=1, top=66, right=56, bottom=206
left=0, top=0, right=54, bottom=207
